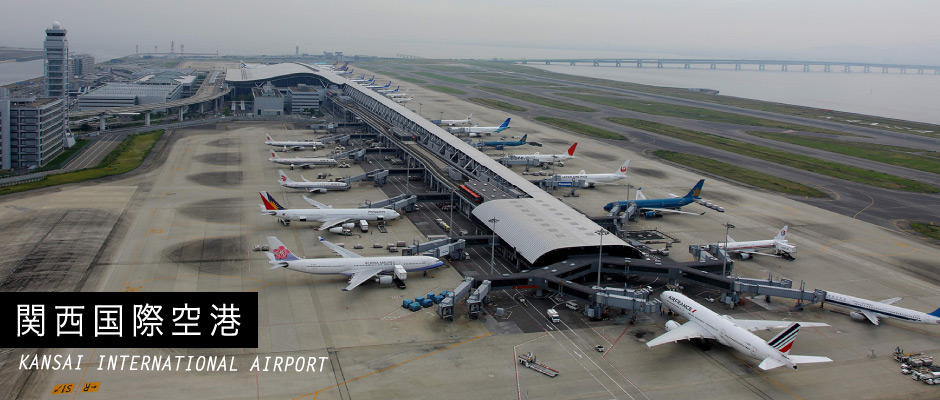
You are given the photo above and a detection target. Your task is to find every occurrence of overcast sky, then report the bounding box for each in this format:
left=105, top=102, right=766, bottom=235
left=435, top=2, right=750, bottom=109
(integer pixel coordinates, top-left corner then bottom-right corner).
left=3, top=0, right=939, bottom=63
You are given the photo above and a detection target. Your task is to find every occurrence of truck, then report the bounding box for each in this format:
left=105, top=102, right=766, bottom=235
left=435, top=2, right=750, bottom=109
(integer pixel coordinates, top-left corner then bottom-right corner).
left=359, top=220, right=368, bottom=232
left=547, top=309, right=560, bottom=323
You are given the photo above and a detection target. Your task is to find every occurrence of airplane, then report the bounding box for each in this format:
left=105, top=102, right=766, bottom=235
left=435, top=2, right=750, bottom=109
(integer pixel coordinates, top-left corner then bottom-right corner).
left=478, top=133, right=527, bottom=150
left=553, top=160, right=630, bottom=188
left=716, top=226, right=796, bottom=260
left=240, top=61, right=261, bottom=69
left=350, top=75, right=373, bottom=83
left=448, top=118, right=511, bottom=135
left=268, top=150, right=337, bottom=169
left=603, top=179, right=706, bottom=218
left=506, top=143, right=577, bottom=166
left=376, top=85, right=400, bottom=94
left=326, top=62, right=349, bottom=72
left=437, top=114, right=473, bottom=126
left=649, top=291, right=831, bottom=370
left=821, top=291, right=940, bottom=326
left=258, top=192, right=400, bottom=231
left=364, top=81, right=391, bottom=90
left=277, top=170, right=350, bottom=193
left=391, top=96, right=413, bottom=104
left=264, top=134, right=324, bottom=151
left=336, top=68, right=354, bottom=76
left=265, top=236, right=443, bottom=291
left=356, top=76, right=376, bottom=85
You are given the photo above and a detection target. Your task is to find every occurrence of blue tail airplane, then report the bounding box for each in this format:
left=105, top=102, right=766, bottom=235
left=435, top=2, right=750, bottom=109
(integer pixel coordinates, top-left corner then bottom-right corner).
left=604, top=179, right=706, bottom=218
left=478, top=134, right=527, bottom=150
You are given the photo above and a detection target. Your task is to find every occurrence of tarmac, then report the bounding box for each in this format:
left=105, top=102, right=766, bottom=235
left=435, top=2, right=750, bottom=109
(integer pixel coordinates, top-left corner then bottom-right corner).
left=1, top=78, right=939, bottom=399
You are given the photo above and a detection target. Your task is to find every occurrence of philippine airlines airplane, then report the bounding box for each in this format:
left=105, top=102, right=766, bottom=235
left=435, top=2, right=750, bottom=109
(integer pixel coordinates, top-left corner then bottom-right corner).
left=448, top=118, right=511, bottom=135
left=438, top=114, right=473, bottom=126
left=822, top=291, right=940, bottom=326
left=553, top=160, right=630, bottom=188
left=259, top=192, right=399, bottom=231
left=649, top=291, right=831, bottom=370
left=603, top=179, right=705, bottom=218
left=264, top=134, right=324, bottom=151
left=266, top=236, right=443, bottom=291
left=268, top=151, right=337, bottom=169
left=277, top=170, right=350, bottom=193
left=507, top=143, right=577, bottom=166
left=716, top=226, right=796, bottom=260
left=351, top=75, right=374, bottom=83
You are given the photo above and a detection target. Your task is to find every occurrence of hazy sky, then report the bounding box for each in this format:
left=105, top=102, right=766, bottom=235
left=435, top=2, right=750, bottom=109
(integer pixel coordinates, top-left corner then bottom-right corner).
left=3, top=0, right=940, bottom=63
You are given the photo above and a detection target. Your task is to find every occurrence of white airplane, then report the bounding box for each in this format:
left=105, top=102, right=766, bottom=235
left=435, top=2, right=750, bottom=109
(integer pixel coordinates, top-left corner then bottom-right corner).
left=268, top=150, right=337, bottom=169
left=357, top=77, right=376, bottom=85
left=392, top=96, right=413, bottom=104
left=264, top=134, right=324, bottom=151
left=447, top=118, right=511, bottom=135
left=649, top=291, right=831, bottom=370
left=351, top=75, right=374, bottom=83
left=386, top=90, right=410, bottom=98
left=266, top=236, right=443, bottom=291
left=822, top=291, right=940, bottom=326
left=507, top=143, right=577, bottom=166
left=277, top=170, right=349, bottom=193
left=716, top=226, right=796, bottom=260
left=336, top=68, right=354, bottom=76
left=553, top=160, right=630, bottom=188
left=240, top=61, right=261, bottom=69
left=364, top=81, right=391, bottom=89
left=259, top=192, right=400, bottom=231
left=376, top=85, right=400, bottom=94
left=438, top=114, right=472, bottom=126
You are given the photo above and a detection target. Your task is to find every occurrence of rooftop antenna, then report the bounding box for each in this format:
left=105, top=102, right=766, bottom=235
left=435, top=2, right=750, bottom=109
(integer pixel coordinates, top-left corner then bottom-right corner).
left=171, top=40, right=175, bottom=54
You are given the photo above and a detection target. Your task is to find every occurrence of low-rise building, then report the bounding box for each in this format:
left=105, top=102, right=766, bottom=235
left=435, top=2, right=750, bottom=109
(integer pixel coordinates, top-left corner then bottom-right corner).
left=75, top=82, right=183, bottom=110
left=252, top=82, right=283, bottom=116
left=285, top=84, right=324, bottom=114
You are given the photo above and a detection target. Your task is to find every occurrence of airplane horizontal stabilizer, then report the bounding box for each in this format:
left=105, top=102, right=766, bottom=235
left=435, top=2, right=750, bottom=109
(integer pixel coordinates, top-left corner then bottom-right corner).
left=788, top=355, right=832, bottom=365
left=758, top=357, right=786, bottom=370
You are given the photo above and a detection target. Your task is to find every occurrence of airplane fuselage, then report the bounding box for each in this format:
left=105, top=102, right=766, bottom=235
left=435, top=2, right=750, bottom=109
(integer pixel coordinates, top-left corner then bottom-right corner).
left=605, top=197, right=694, bottom=212
left=281, top=181, right=349, bottom=191
left=265, top=141, right=323, bottom=148
left=269, top=157, right=337, bottom=166
left=554, top=173, right=624, bottom=187
left=265, top=208, right=398, bottom=223
left=824, top=291, right=940, bottom=325
left=282, top=256, right=443, bottom=275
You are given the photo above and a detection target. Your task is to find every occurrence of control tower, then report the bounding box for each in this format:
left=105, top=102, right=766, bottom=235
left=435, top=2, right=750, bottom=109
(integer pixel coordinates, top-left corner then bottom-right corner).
left=44, top=21, right=69, bottom=99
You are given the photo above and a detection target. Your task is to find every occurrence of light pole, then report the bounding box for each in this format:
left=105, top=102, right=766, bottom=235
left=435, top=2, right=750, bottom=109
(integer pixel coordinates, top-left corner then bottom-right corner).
left=595, top=229, right=610, bottom=288
left=449, top=190, right=455, bottom=239
left=489, top=217, right=500, bottom=275
left=722, top=222, right=735, bottom=277
left=418, top=103, right=422, bottom=117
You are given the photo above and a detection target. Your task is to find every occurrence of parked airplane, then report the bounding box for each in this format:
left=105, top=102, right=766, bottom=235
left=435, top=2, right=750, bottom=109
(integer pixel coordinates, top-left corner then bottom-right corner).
left=507, top=143, right=577, bottom=166
left=240, top=61, right=261, bottom=69
left=822, top=291, right=940, bottom=325
left=266, top=236, right=443, bottom=291
left=327, top=62, right=349, bottom=72
left=278, top=170, right=350, bottom=193
left=716, top=226, right=796, bottom=260
left=356, top=76, right=376, bottom=85
left=603, top=179, right=706, bottom=218
left=478, top=134, right=527, bottom=150
left=649, top=291, right=831, bottom=370
left=336, top=68, right=354, bottom=76
left=259, top=192, right=400, bottom=230
left=268, top=150, right=337, bottom=169
left=376, top=85, right=400, bottom=94
left=387, top=90, right=410, bottom=98
left=437, top=114, right=473, bottom=126
left=264, top=134, right=324, bottom=151
left=351, top=75, right=374, bottom=83
left=553, top=160, right=630, bottom=188
left=448, top=118, right=511, bottom=135
left=391, top=96, right=413, bottom=104
left=364, top=81, right=391, bottom=89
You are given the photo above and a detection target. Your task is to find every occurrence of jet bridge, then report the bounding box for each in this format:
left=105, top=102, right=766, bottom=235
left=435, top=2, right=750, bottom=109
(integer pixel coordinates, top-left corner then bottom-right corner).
left=360, top=194, right=417, bottom=212
left=437, top=277, right=475, bottom=321
left=346, top=169, right=388, bottom=185
left=401, top=237, right=466, bottom=260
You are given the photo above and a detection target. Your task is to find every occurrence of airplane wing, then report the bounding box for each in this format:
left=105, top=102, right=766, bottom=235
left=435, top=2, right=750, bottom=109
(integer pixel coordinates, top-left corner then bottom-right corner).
left=646, top=321, right=716, bottom=347
left=639, top=207, right=705, bottom=216
left=318, top=236, right=362, bottom=258
left=343, top=269, right=384, bottom=291
left=317, top=218, right=352, bottom=232
left=859, top=310, right=880, bottom=325
left=879, top=297, right=902, bottom=305
left=303, top=195, right=333, bottom=209
left=728, top=318, right=829, bottom=331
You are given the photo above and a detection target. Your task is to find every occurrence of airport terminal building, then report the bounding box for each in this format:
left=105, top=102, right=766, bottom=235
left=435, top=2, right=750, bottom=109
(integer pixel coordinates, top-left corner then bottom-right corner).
left=0, top=90, right=66, bottom=169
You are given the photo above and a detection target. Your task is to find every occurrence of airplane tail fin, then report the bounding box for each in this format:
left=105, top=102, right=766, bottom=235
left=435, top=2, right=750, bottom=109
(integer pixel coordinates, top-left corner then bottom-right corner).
left=567, top=142, right=578, bottom=156
left=929, top=307, right=940, bottom=317
left=270, top=150, right=279, bottom=159
left=278, top=170, right=293, bottom=185
left=615, top=160, right=630, bottom=176
left=259, top=191, right=286, bottom=211
left=767, top=322, right=800, bottom=355
left=774, top=226, right=788, bottom=242
left=266, top=134, right=272, bottom=141
left=467, top=113, right=472, bottom=122
left=684, top=179, right=705, bottom=199
left=520, top=134, right=527, bottom=143
left=267, top=236, right=301, bottom=261
left=499, top=118, right=511, bottom=129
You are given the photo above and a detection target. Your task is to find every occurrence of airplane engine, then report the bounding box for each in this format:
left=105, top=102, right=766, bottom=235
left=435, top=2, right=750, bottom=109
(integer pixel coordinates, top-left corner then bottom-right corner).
left=739, top=253, right=752, bottom=260
left=375, top=275, right=394, bottom=285
left=289, top=163, right=296, bottom=170
left=644, top=211, right=658, bottom=218
left=342, top=222, right=355, bottom=229
left=296, top=217, right=307, bottom=222
left=665, top=320, right=682, bottom=332
left=310, top=188, right=326, bottom=193
left=555, top=162, right=565, bottom=167
left=849, top=312, right=867, bottom=321
left=328, top=227, right=345, bottom=234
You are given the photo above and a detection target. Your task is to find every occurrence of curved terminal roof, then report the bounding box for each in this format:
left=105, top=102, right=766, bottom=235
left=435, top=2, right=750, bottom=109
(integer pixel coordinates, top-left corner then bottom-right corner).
left=225, top=63, right=640, bottom=266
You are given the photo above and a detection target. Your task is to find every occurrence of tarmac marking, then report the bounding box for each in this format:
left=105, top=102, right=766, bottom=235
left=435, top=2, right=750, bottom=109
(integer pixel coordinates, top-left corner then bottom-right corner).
left=852, top=190, right=875, bottom=219
left=722, top=349, right=802, bottom=400
left=70, top=348, right=96, bottom=400
left=512, top=334, right=549, bottom=400
left=291, top=333, right=492, bottom=400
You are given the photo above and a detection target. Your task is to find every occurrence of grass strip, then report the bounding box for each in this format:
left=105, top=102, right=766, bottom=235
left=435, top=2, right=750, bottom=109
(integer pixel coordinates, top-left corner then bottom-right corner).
left=0, top=130, right=164, bottom=196
left=476, top=86, right=596, bottom=112
left=422, top=65, right=479, bottom=73
left=653, top=150, right=827, bottom=198
left=610, top=118, right=937, bottom=193
left=560, top=93, right=851, bottom=136
left=467, top=98, right=527, bottom=112
left=911, top=222, right=940, bottom=240
left=425, top=85, right=467, bottom=95
left=746, top=131, right=940, bottom=175
left=470, top=73, right=562, bottom=87
left=415, top=72, right=474, bottom=85
left=400, top=77, right=427, bottom=84
left=534, top=117, right=624, bottom=140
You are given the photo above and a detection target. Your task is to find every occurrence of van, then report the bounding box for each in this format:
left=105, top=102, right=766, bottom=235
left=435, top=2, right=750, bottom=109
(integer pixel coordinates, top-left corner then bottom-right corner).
left=565, top=301, right=580, bottom=311
left=359, top=220, right=368, bottom=232
left=547, top=309, right=560, bottom=323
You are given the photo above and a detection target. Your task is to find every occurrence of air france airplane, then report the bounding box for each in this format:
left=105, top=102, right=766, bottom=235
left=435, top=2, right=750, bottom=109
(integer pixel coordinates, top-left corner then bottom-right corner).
left=266, top=236, right=443, bottom=291
left=649, top=291, right=831, bottom=370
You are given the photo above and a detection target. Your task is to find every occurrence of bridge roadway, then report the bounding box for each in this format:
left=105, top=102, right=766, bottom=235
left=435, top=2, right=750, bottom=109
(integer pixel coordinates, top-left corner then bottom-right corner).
left=68, top=71, right=230, bottom=119
left=511, top=58, right=940, bottom=73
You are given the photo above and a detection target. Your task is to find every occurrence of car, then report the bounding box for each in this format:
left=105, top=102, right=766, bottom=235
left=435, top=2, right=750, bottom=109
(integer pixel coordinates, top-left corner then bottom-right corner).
left=595, top=345, right=605, bottom=353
